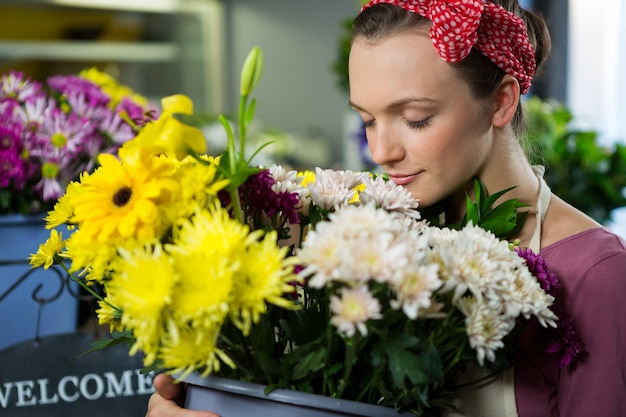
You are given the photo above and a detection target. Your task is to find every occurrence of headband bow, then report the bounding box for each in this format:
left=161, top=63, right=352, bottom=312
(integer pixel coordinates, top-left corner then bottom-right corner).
left=360, top=0, right=536, bottom=94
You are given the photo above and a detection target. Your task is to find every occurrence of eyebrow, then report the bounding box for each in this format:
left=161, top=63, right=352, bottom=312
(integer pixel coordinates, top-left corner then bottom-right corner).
left=348, top=96, right=438, bottom=112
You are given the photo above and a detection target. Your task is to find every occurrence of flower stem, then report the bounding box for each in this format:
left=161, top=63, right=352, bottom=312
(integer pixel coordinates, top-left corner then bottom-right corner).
left=336, top=333, right=360, bottom=398
left=238, top=94, right=248, bottom=164
left=58, top=262, right=119, bottom=312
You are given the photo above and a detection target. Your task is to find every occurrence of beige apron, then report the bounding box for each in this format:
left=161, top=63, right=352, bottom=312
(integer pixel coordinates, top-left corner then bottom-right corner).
left=441, top=166, right=552, bottom=417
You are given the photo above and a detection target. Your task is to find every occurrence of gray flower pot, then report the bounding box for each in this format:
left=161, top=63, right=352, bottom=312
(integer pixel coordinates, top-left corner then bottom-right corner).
left=183, top=373, right=417, bottom=417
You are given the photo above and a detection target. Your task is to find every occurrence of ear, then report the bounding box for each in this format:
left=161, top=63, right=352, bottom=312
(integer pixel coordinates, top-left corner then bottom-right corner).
left=491, top=75, right=520, bottom=128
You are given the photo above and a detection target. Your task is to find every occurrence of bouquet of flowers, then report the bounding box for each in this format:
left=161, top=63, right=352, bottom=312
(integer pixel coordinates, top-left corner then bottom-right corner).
left=0, top=68, right=156, bottom=215
left=30, top=47, right=582, bottom=415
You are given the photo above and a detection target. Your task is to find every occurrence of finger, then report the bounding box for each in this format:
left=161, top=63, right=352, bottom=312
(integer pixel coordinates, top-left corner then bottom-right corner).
left=153, top=373, right=184, bottom=402
left=146, top=391, right=220, bottom=417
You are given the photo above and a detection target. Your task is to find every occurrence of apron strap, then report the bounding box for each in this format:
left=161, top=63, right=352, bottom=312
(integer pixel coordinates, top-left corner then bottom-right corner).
left=528, top=166, right=552, bottom=253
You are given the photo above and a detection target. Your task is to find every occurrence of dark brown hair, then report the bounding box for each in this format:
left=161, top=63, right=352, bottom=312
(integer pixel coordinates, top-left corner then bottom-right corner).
left=351, top=1, right=551, bottom=136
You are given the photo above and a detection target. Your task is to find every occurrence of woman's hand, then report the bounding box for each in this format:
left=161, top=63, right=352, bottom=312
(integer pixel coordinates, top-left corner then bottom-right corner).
left=146, top=373, right=219, bottom=417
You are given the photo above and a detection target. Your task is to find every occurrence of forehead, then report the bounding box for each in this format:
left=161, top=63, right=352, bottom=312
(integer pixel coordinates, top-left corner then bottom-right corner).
left=348, top=31, right=464, bottom=108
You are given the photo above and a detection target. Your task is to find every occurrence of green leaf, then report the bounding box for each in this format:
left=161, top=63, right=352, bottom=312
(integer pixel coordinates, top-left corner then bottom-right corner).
left=464, top=194, right=480, bottom=225
left=291, top=346, right=328, bottom=380
left=456, top=177, right=528, bottom=240
left=244, top=98, right=257, bottom=128
left=372, top=334, right=427, bottom=387
left=80, top=331, right=135, bottom=357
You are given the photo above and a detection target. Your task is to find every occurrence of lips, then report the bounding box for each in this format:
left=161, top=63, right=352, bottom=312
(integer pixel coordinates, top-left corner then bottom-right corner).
left=387, top=172, right=422, bottom=186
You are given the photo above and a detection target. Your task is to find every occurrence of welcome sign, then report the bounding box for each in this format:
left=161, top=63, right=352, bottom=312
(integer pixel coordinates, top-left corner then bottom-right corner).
left=0, top=333, right=154, bottom=416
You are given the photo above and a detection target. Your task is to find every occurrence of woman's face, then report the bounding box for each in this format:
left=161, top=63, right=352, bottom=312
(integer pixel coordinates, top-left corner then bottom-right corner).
left=349, top=30, right=495, bottom=208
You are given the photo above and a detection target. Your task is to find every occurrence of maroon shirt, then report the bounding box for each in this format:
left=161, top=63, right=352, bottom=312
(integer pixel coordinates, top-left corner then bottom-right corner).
left=515, top=227, right=626, bottom=416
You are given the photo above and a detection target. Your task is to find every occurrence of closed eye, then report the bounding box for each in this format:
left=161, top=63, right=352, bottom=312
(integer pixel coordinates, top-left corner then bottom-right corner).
left=406, top=116, right=432, bottom=130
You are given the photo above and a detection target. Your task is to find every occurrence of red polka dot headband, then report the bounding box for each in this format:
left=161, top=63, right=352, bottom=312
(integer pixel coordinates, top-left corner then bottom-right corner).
left=360, top=0, right=537, bottom=94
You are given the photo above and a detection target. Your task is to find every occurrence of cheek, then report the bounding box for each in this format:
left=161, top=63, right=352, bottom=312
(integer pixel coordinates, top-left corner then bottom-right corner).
left=408, top=128, right=490, bottom=204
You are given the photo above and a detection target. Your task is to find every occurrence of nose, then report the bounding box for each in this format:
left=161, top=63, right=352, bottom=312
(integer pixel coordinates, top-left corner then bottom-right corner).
left=366, top=125, right=405, bottom=167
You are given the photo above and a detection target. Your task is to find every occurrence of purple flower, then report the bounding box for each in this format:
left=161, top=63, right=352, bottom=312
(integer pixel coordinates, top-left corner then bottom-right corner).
left=98, top=110, right=135, bottom=146
left=0, top=149, right=25, bottom=188
left=242, top=169, right=301, bottom=225
left=15, top=94, right=54, bottom=136
left=515, top=247, right=560, bottom=297
left=118, top=96, right=157, bottom=127
left=47, top=74, right=110, bottom=108
left=515, top=246, right=585, bottom=367
left=0, top=70, right=42, bottom=102
left=545, top=314, right=585, bottom=367
left=0, top=118, right=26, bottom=189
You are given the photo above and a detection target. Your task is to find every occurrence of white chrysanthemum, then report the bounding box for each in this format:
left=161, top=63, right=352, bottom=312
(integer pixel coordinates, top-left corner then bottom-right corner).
left=359, top=175, right=421, bottom=219
left=306, top=167, right=367, bottom=210
left=434, top=224, right=505, bottom=301
left=298, top=204, right=415, bottom=287
left=297, top=221, right=345, bottom=288
left=297, top=204, right=430, bottom=298
left=330, top=285, right=382, bottom=337
left=390, top=262, right=442, bottom=319
left=268, top=164, right=300, bottom=192
left=268, top=164, right=310, bottom=210
left=457, top=296, right=515, bottom=365
left=500, top=267, right=557, bottom=327
left=333, top=230, right=399, bottom=284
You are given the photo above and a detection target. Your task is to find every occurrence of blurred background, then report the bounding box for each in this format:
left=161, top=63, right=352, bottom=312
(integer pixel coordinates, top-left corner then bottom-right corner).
left=2, top=0, right=623, bottom=233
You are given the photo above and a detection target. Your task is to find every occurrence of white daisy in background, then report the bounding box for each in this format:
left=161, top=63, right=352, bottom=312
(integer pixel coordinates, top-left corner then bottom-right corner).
left=330, top=285, right=382, bottom=337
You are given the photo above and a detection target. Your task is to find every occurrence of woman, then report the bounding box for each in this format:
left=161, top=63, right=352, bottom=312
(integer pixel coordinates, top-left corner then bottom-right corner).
left=146, top=1, right=626, bottom=416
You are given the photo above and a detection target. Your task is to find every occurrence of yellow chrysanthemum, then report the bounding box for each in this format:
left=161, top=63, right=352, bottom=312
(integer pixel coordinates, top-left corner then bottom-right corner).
left=168, top=252, right=235, bottom=326
left=160, top=319, right=235, bottom=379
left=167, top=156, right=229, bottom=219
left=28, top=229, right=65, bottom=269
left=170, top=204, right=255, bottom=256
left=106, top=243, right=177, bottom=365
left=167, top=204, right=273, bottom=335
left=64, top=227, right=144, bottom=280
left=69, top=153, right=179, bottom=243
left=96, top=299, right=123, bottom=333
left=230, top=231, right=302, bottom=335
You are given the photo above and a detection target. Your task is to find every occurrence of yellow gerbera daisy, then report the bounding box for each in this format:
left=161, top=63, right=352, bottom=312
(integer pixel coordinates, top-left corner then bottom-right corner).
left=69, top=153, right=179, bottom=244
